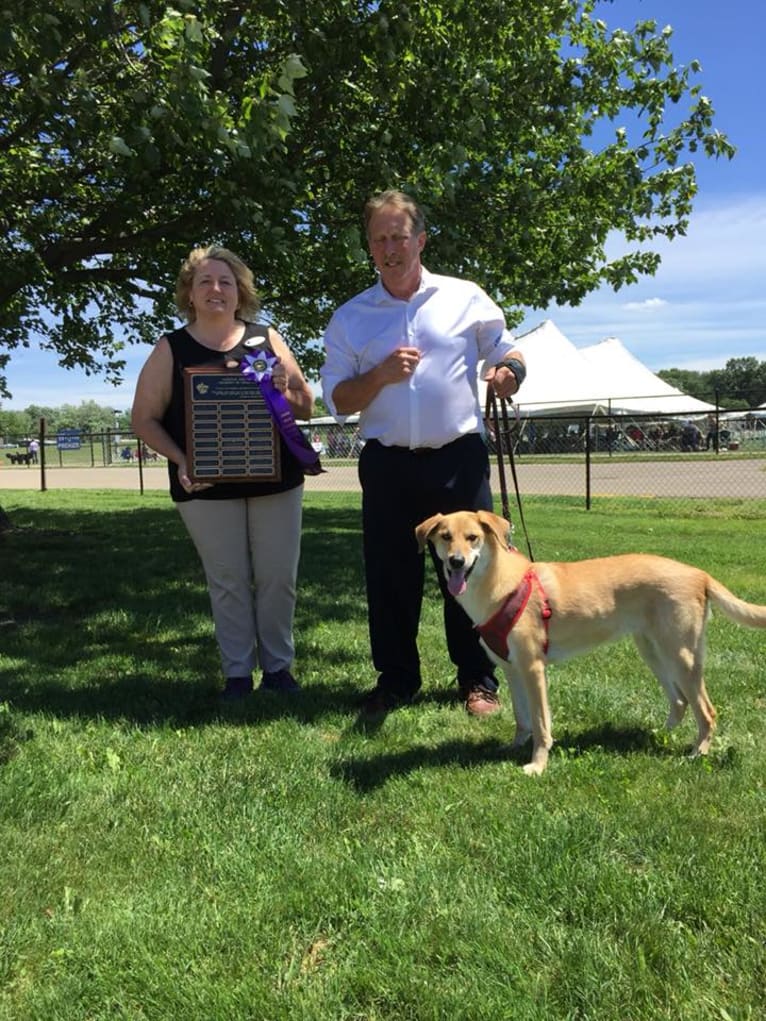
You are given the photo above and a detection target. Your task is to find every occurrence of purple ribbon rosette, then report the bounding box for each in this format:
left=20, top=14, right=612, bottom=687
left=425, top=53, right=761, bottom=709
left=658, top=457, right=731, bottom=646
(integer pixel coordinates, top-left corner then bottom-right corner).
left=240, top=348, right=324, bottom=475
left=241, top=349, right=278, bottom=384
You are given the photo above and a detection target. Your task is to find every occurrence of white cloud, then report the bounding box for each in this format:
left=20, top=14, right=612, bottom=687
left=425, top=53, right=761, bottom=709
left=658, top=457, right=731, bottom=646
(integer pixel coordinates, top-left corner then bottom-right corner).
left=621, top=297, right=669, bottom=311
left=519, top=192, right=766, bottom=372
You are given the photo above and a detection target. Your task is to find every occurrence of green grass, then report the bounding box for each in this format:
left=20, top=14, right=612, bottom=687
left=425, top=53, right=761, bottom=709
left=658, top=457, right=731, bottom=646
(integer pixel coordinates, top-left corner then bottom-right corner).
left=1, top=490, right=765, bottom=1020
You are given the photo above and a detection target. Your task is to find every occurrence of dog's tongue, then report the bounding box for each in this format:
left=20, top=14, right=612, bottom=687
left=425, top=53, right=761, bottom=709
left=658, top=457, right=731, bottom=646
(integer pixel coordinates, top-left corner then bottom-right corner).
left=448, top=569, right=467, bottom=597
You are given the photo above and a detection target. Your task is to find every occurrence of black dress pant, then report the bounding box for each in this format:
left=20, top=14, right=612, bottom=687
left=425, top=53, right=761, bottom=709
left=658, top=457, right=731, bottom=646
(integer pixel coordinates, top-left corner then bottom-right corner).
left=358, top=433, right=496, bottom=699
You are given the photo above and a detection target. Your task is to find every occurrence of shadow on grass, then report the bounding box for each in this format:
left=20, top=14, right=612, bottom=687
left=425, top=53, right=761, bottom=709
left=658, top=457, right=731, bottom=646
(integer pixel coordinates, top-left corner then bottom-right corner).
left=1, top=673, right=371, bottom=730
left=332, top=723, right=682, bottom=793
left=1, top=502, right=369, bottom=727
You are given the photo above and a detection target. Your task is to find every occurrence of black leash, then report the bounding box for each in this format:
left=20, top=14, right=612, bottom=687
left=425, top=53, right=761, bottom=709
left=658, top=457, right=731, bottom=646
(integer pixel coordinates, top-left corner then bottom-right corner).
left=485, top=388, right=535, bottom=561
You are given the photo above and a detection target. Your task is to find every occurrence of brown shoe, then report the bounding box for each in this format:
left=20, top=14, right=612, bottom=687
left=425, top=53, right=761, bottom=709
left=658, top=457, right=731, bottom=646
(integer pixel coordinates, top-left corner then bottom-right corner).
left=465, top=686, right=501, bottom=716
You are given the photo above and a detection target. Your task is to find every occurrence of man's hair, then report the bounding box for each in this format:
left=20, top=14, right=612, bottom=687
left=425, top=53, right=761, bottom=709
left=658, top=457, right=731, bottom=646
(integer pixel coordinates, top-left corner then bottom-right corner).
left=364, top=189, right=426, bottom=236
left=175, top=244, right=260, bottom=322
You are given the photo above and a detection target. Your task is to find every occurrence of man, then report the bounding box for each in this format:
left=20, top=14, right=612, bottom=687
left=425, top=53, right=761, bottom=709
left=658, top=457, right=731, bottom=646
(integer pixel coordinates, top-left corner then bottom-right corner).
left=321, top=189, right=526, bottom=716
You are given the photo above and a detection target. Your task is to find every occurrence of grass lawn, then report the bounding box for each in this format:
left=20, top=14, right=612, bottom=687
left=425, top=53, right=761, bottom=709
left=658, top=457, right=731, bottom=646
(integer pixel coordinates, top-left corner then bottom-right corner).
left=1, top=490, right=765, bottom=1020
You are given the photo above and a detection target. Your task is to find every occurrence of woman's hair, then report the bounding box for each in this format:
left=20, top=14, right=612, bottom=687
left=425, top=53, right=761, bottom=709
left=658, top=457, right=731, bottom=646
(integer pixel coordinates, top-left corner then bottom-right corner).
left=363, top=189, right=425, bottom=236
left=175, top=244, right=260, bottom=322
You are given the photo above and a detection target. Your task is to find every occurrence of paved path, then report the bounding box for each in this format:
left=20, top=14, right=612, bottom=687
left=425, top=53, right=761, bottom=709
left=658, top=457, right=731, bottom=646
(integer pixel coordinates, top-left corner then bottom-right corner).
left=511, top=457, right=766, bottom=499
left=1, top=457, right=764, bottom=499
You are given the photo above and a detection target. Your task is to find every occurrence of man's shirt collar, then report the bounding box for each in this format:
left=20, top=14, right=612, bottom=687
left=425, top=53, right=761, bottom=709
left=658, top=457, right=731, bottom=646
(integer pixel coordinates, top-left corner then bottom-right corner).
left=372, top=267, right=437, bottom=304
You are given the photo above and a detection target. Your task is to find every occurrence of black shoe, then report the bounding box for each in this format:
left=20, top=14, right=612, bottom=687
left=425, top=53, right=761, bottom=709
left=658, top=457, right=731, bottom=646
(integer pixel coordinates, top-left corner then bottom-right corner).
left=260, top=669, right=301, bottom=693
left=219, top=675, right=254, bottom=702
left=359, top=686, right=413, bottom=716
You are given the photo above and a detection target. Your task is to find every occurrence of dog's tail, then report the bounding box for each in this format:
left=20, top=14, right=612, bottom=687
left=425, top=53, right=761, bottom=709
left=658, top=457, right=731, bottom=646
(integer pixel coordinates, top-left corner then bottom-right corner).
left=707, top=577, right=766, bottom=629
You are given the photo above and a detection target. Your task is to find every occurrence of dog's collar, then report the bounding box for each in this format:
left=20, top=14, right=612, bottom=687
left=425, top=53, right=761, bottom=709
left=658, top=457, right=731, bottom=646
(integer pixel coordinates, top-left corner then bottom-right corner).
left=476, top=568, right=552, bottom=660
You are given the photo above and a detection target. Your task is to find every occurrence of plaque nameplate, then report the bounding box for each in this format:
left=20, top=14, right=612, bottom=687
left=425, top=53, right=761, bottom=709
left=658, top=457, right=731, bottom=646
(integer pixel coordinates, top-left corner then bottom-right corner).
left=184, top=366, right=281, bottom=483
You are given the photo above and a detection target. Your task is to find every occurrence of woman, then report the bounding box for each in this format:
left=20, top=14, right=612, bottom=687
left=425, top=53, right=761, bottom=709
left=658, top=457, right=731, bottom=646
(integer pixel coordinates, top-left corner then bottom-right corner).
left=131, top=245, right=314, bottom=700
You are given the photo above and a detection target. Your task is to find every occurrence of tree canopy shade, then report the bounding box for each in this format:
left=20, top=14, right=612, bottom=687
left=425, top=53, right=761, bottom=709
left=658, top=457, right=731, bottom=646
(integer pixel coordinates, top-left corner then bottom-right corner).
left=1, top=0, right=734, bottom=397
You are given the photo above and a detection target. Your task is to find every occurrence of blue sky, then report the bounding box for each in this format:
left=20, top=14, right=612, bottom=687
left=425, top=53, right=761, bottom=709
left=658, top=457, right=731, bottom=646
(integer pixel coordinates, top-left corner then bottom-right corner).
left=528, top=0, right=766, bottom=372
left=4, top=0, right=764, bottom=411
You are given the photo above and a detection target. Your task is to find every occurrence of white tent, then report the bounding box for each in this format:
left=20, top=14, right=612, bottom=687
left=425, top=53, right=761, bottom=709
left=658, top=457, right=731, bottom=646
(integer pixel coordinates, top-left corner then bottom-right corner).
left=578, top=337, right=717, bottom=415
left=484, top=320, right=618, bottom=415
left=482, top=320, right=716, bottom=416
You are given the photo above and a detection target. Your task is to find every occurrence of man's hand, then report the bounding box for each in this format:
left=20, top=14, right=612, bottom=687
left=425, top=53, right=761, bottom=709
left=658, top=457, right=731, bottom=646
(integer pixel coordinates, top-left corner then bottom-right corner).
left=485, top=356, right=525, bottom=400
left=379, top=346, right=421, bottom=385
left=331, top=345, right=421, bottom=415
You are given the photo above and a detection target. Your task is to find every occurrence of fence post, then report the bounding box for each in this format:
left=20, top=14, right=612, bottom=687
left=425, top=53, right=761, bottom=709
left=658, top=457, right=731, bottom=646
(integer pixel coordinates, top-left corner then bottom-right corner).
left=136, top=438, right=145, bottom=495
left=39, top=417, right=47, bottom=492
left=584, top=416, right=591, bottom=510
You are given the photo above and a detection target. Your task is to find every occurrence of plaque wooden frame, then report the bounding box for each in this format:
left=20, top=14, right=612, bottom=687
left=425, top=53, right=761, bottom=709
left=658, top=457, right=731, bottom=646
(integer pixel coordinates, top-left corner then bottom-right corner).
left=184, top=366, right=281, bottom=483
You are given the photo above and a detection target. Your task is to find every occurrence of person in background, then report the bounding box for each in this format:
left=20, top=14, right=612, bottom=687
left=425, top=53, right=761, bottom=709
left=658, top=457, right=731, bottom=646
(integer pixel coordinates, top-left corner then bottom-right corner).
left=321, top=189, right=526, bottom=716
left=681, top=420, right=701, bottom=452
left=27, top=438, right=40, bottom=464
left=705, top=413, right=719, bottom=451
left=131, top=245, right=314, bottom=700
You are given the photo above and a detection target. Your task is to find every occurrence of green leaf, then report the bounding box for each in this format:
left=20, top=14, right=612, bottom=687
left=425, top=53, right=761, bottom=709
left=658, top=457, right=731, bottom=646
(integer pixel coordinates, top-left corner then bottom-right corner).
left=0, top=0, right=734, bottom=395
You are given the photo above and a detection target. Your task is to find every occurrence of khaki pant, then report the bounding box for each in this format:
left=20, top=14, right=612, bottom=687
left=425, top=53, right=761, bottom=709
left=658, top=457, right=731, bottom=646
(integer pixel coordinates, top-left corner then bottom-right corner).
left=177, top=486, right=303, bottom=678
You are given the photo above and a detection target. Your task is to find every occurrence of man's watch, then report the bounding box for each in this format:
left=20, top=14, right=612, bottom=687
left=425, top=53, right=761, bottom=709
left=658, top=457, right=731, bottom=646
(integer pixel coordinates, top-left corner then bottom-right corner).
left=501, top=356, right=526, bottom=387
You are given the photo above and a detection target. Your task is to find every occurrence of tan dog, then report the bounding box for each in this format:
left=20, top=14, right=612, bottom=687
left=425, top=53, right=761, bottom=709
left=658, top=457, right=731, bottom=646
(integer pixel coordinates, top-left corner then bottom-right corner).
left=416, top=509, right=766, bottom=776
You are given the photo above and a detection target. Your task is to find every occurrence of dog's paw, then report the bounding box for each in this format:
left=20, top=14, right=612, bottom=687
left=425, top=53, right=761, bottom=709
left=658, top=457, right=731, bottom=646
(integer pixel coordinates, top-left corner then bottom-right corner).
left=522, top=744, right=551, bottom=775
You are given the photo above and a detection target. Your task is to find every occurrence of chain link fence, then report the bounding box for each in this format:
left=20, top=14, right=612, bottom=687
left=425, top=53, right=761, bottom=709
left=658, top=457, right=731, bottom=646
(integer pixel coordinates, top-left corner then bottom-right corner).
left=301, top=409, right=766, bottom=506
left=2, top=411, right=765, bottom=506
left=2, top=430, right=152, bottom=468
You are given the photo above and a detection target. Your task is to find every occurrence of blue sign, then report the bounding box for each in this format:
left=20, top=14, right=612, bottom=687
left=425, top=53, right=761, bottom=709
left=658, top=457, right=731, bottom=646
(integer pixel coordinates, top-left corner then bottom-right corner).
left=56, top=429, right=82, bottom=451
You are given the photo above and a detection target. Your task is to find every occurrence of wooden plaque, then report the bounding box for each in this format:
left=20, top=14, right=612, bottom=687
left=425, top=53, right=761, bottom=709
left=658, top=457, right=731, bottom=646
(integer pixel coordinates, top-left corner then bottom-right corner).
left=184, top=366, right=281, bottom=483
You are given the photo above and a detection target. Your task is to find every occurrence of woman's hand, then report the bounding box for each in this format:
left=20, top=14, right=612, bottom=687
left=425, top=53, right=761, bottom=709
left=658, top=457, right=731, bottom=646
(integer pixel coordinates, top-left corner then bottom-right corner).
left=267, top=328, right=314, bottom=420
left=271, top=359, right=289, bottom=394
left=177, top=459, right=213, bottom=494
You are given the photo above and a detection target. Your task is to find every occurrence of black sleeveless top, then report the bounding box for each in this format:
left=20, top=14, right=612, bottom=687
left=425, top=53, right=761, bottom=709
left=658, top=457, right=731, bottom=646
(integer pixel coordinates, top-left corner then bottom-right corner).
left=162, top=322, right=305, bottom=503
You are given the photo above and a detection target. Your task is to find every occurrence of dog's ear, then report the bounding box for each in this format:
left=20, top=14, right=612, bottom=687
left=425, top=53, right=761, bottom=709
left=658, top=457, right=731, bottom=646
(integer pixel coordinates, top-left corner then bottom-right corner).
left=476, top=510, right=511, bottom=548
left=415, top=513, right=444, bottom=552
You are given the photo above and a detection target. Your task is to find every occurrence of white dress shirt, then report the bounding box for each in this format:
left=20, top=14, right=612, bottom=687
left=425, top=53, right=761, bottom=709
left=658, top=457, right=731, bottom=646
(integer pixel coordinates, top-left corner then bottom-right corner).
left=320, top=268, right=518, bottom=449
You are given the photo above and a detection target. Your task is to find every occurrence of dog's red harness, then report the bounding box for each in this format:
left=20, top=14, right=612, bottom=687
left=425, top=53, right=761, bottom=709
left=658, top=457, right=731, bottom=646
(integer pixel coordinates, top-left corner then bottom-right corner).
left=476, top=567, right=552, bottom=661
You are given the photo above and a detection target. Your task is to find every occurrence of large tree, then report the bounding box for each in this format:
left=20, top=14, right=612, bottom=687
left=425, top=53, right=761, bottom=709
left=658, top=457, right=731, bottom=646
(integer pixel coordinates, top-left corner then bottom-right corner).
left=1, top=0, right=733, bottom=398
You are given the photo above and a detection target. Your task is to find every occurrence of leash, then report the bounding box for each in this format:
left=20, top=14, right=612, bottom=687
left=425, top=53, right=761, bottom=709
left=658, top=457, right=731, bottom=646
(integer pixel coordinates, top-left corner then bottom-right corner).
left=485, top=388, right=535, bottom=561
